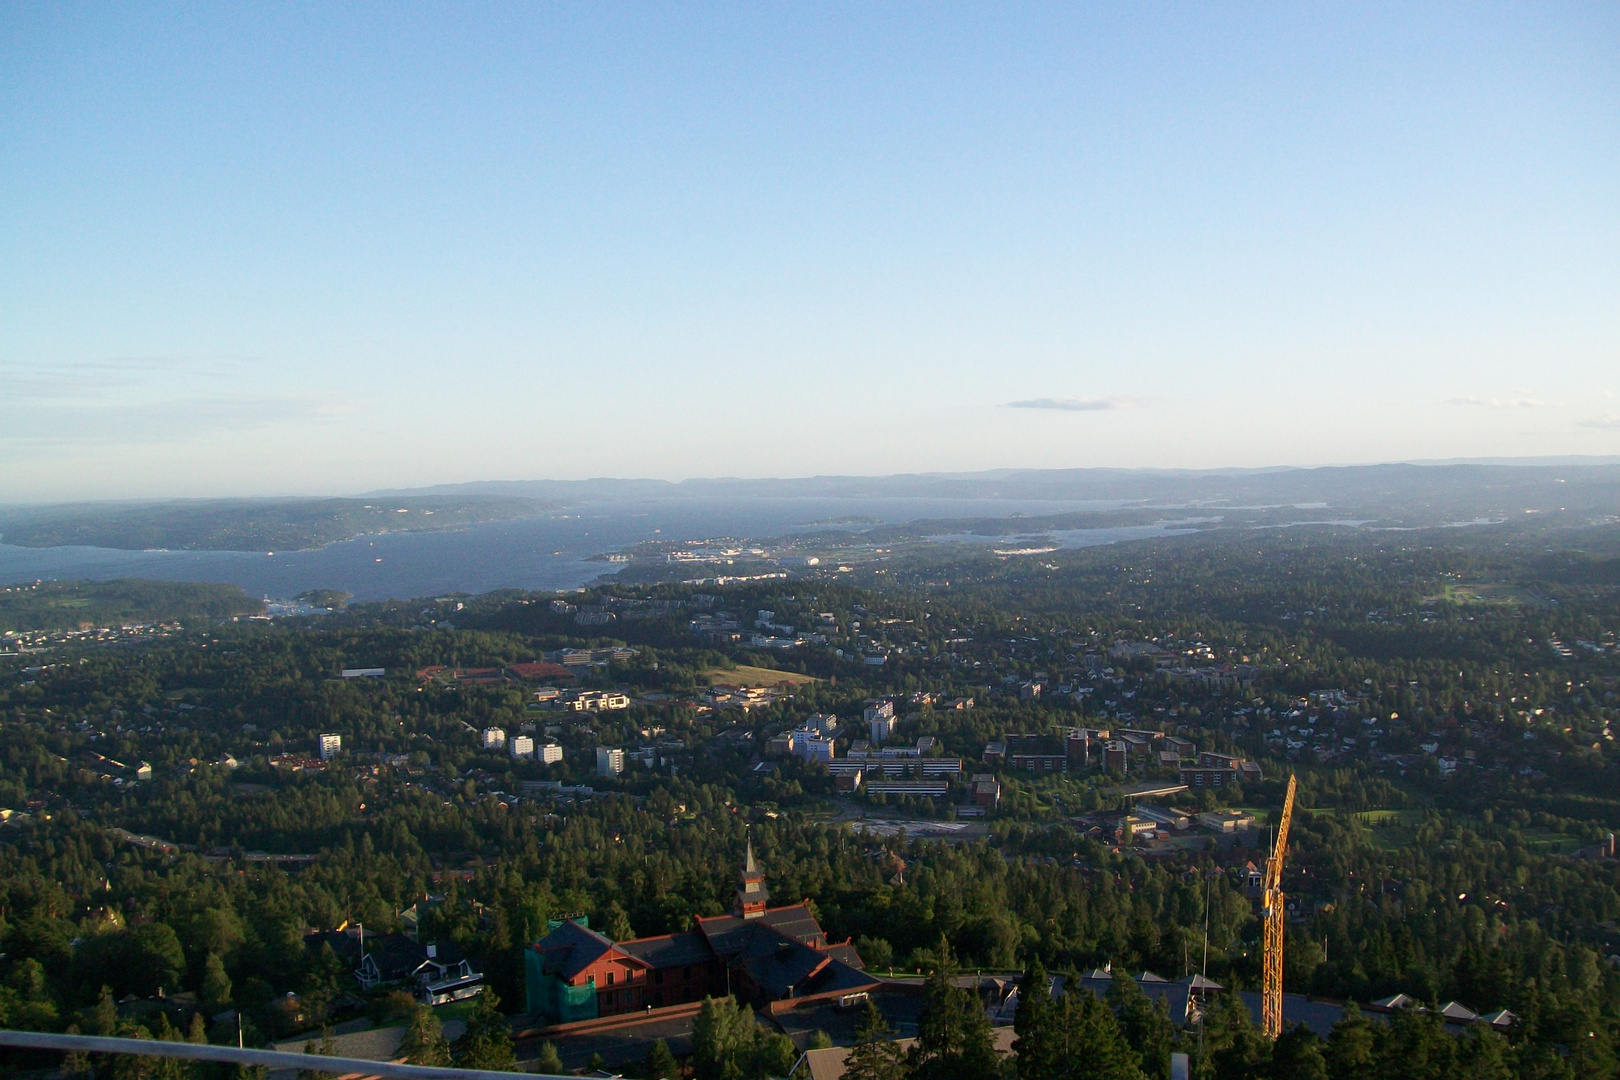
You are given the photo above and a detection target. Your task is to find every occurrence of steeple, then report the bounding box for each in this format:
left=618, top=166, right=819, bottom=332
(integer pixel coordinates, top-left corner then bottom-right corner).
left=735, top=838, right=769, bottom=918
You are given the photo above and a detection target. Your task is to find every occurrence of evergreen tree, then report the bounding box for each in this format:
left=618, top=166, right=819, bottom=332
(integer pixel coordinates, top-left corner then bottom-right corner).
left=692, top=996, right=758, bottom=1080
left=534, top=1041, right=566, bottom=1075
left=151, top=1012, right=194, bottom=1080
left=912, top=940, right=1000, bottom=1080
left=1056, top=990, right=1144, bottom=1080
left=845, top=1000, right=906, bottom=1080
left=398, top=1003, right=452, bottom=1066
left=62, top=1023, right=90, bottom=1079
left=296, top=1037, right=328, bottom=1080
left=1268, top=1026, right=1327, bottom=1080
left=1013, top=959, right=1057, bottom=1080
left=1323, top=1004, right=1374, bottom=1080
left=1567, top=1013, right=1618, bottom=1080
left=201, top=953, right=233, bottom=1011
left=1455, top=1024, right=1512, bottom=1080
left=1378, top=1009, right=1455, bottom=1080
left=751, top=1031, right=798, bottom=1079
left=602, top=900, right=635, bottom=941
left=1108, top=972, right=1174, bottom=1079
left=87, top=986, right=119, bottom=1035
left=1202, top=995, right=1268, bottom=1080
left=453, top=988, right=517, bottom=1070
left=644, top=1038, right=679, bottom=1080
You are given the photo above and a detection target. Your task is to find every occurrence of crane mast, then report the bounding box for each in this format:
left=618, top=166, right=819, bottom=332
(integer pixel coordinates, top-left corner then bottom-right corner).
left=1261, top=774, right=1297, bottom=1039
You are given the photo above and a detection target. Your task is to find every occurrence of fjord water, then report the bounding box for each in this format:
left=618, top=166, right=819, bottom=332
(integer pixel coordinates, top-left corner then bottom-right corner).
left=0, top=495, right=1163, bottom=602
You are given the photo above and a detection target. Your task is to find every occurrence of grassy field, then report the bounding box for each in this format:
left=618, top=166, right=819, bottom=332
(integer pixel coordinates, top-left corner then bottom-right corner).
left=431, top=997, right=484, bottom=1023
left=1431, top=582, right=1551, bottom=607
left=1296, top=807, right=1429, bottom=850
left=1351, top=809, right=1424, bottom=826
left=1518, top=827, right=1581, bottom=854
left=703, top=665, right=820, bottom=686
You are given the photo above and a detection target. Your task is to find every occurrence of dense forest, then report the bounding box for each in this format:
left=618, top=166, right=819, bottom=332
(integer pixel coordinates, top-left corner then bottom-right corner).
left=0, top=580, right=263, bottom=633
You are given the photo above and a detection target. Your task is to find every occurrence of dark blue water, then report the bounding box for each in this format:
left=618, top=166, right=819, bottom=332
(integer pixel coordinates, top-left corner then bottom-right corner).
left=0, top=496, right=1130, bottom=602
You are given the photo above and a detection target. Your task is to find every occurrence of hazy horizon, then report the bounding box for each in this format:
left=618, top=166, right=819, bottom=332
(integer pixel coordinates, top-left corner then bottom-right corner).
left=1, top=454, right=1618, bottom=510
left=4, top=4, right=1618, bottom=501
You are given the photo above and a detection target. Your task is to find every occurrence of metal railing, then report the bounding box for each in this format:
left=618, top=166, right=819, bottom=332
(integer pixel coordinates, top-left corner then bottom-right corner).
left=0, top=1029, right=569, bottom=1080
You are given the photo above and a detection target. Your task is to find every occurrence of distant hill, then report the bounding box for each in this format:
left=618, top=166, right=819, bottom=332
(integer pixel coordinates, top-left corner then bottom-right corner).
left=373, top=461, right=1620, bottom=529
left=0, top=495, right=553, bottom=552
left=6, top=462, right=1617, bottom=556
left=0, top=579, right=263, bottom=631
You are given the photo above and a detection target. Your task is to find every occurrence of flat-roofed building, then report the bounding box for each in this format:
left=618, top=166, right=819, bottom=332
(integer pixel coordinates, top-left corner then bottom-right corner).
left=596, top=747, right=625, bottom=777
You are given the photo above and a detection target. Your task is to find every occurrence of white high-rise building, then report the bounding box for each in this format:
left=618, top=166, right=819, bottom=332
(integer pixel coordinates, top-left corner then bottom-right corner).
left=318, top=733, right=342, bottom=760
left=509, top=735, right=535, bottom=760
left=481, top=727, right=507, bottom=750
left=596, top=746, right=625, bottom=777
left=539, top=742, right=564, bottom=764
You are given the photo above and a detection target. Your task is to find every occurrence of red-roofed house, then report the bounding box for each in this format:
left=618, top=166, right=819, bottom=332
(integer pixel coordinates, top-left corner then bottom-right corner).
left=526, top=843, right=876, bottom=1024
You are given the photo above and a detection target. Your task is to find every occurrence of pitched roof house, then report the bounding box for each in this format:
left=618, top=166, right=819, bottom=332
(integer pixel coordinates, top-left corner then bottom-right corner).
left=526, top=843, right=877, bottom=1024
left=304, top=929, right=484, bottom=1005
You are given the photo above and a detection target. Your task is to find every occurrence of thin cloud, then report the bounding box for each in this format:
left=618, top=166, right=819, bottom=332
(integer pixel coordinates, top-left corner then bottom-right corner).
left=0, top=394, right=353, bottom=448
left=1447, top=395, right=1550, bottom=409
left=0, top=355, right=258, bottom=402
left=1579, top=415, right=1620, bottom=431
left=1007, top=397, right=1128, bottom=412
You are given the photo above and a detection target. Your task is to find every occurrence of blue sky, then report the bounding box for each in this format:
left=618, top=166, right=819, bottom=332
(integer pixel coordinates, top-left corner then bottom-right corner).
left=2, top=3, right=1617, bottom=499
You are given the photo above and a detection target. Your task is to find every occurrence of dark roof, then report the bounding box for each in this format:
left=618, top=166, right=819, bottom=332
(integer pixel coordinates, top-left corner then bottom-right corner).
left=803, top=958, right=881, bottom=997
left=534, top=920, right=627, bottom=982
left=618, top=931, right=715, bottom=970
left=304, top=930, right=456, bottom=983
left=694, top=914, right=753, bottom=957
left=697, top=903, right=829, bottom=959
left=305, top=930, right=358, bottom=960
left=734, top=926, right=879, bottom=1001
left=762, top=904, right=829, bottom=948
left=1236, top=991, right=1346, bottom=1037
left=823, top=942, right=865, bottom=970
left=740, top=935, right=831, bottom=998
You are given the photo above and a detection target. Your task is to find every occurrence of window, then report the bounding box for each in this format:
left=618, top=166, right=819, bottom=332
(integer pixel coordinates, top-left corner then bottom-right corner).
left=607, top=972, right=615, bottom=986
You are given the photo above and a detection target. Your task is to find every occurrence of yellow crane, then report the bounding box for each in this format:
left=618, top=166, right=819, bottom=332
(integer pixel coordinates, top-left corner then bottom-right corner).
left=1261, top=773, right=1298, bottom=1039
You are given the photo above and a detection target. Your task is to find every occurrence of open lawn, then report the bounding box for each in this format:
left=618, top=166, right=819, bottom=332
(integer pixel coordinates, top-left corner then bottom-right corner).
left=1430, top=582, right=1551, bottom=607
left=703, top=665, right=820, bottom=686
left=432, top=997, right=483, bottom=1023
